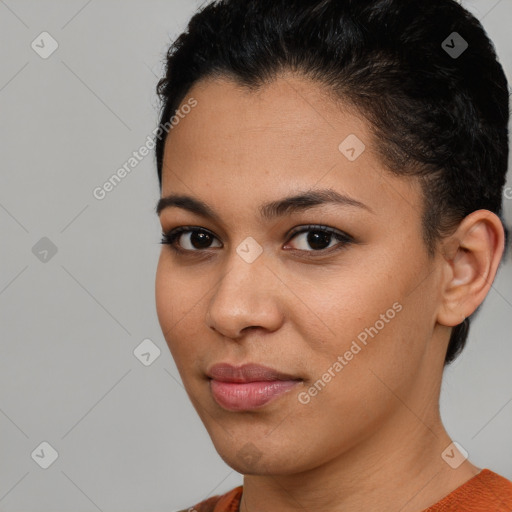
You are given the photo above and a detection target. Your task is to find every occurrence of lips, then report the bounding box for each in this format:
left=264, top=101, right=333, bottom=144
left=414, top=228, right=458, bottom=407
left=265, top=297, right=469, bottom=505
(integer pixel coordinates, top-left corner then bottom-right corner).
left=207, top=363, right=303, bottom=411
left=207, top=363, right=301, bottom=383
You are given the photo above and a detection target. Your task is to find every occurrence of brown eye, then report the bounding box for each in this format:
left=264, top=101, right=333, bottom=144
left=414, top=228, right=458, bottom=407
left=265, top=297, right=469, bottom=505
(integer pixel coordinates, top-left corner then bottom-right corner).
left=161, top=227, right=222, bottom=251
left=161, top=224, right=353, bottom=256
left=285, top=225, right=353, bottom=253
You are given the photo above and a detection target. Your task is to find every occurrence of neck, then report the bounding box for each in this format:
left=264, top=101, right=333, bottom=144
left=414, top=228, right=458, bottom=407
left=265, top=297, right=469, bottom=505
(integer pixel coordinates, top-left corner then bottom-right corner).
left=240, top=398, right=479, bottom=512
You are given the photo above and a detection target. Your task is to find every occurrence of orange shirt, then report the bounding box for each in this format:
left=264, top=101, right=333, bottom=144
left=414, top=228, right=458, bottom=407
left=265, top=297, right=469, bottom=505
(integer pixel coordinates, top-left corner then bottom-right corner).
left=178, top=469, right=512, bottom=512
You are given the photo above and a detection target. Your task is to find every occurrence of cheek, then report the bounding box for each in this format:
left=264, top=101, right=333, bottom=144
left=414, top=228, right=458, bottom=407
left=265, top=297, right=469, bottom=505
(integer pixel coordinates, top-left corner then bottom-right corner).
left=288, top=259, right=402, bottom=356
left=155, top=254, right=208, bottom=370
left=155, top=256, right=189, bottom=353
left=155, top=253, right=195, bottom=329
left=292, top=250, right=429, bottom=397
left=155, top=254, right=173, bottom=333
left=290, top=305, right=421, bottom=454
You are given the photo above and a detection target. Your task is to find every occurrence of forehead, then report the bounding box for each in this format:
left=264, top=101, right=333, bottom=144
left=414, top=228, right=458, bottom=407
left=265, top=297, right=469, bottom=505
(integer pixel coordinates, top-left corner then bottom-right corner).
left=160, top=74, right=422, bottom=226
left=165, top=72, right=367, bottom=153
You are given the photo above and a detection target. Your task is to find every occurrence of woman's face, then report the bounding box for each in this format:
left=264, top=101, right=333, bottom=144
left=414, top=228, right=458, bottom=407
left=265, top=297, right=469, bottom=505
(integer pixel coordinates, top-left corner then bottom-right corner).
left=155, top=74, right=447, bottom=475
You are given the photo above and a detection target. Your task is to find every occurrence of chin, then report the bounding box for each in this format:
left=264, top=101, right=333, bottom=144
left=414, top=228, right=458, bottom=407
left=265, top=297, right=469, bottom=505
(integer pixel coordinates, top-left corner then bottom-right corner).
left=213, top=437, right=312, bottom=476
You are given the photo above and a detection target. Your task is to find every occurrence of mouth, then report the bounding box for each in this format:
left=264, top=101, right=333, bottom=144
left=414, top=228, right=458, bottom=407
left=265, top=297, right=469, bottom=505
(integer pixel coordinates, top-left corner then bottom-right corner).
left=207, top=362, right=303, bottom=411
left=207, top=362, right=301, bottom=382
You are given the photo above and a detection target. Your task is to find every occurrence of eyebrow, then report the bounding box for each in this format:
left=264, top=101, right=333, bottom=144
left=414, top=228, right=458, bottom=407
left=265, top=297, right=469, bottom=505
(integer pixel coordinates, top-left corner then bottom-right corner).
left=155, top=188, right=374, bottom=220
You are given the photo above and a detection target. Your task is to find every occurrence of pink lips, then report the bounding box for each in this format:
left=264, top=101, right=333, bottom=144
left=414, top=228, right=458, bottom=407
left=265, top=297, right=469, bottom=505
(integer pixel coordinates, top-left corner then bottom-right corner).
left=208, top=363, right=302, bottom=411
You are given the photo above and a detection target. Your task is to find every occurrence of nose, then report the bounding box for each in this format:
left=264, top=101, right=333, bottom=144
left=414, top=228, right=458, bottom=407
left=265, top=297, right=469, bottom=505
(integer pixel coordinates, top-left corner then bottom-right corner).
left=205, top=248, right=284, bottom=340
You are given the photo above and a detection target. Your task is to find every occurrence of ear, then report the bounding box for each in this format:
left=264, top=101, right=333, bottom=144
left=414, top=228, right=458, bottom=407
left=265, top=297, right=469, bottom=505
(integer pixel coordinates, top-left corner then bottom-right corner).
left=437, top=210, right=505, bottom=328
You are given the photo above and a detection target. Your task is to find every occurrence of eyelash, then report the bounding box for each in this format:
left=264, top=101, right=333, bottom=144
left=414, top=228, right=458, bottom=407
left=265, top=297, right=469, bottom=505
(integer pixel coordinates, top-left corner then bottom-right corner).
left=159, top=224, right=353, bottom=257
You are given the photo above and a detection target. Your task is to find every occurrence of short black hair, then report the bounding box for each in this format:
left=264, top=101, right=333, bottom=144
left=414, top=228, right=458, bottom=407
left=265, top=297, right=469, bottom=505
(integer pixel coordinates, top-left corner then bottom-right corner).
left=155, top=0, right=510, bottom=366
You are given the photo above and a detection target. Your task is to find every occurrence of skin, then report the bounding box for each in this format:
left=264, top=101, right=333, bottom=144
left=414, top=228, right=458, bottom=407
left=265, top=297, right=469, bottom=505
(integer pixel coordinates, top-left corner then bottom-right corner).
left=155, top=72, right=505, bottom=512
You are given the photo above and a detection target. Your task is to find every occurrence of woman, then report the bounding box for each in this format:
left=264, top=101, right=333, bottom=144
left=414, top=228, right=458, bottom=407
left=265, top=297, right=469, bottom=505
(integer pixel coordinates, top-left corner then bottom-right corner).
left=153, top=0, right=512, bottom=510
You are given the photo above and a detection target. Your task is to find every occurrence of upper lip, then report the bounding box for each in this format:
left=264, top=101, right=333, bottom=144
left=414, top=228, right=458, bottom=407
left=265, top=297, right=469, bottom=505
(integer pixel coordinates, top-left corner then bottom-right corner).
left=207, top=363, right=301, bottom=383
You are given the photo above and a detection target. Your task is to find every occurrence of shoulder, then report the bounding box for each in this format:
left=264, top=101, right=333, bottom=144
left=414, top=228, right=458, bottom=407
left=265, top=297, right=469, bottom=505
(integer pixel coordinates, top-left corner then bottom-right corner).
left=461, top=468, right=512, bottom=498
left=423, top=469, right=512, bottom=511
left=175, top=486, right=243, bottom=512
left=474, top=469, right=512, bottom=497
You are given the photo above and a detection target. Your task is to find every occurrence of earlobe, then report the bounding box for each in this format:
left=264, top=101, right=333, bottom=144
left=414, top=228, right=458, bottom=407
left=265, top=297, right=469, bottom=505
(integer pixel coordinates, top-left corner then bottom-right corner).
left=437, top=210, right=505, bottom=328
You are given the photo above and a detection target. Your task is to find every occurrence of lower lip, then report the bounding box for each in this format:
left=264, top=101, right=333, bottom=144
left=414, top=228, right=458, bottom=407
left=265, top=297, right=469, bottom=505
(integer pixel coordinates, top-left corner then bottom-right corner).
left=210, top=379, right=301, bottom=411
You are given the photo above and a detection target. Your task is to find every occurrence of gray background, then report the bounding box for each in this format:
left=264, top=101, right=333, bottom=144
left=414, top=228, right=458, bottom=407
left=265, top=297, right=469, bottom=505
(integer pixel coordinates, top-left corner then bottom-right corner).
left=0, top=1, right=511, bottom=511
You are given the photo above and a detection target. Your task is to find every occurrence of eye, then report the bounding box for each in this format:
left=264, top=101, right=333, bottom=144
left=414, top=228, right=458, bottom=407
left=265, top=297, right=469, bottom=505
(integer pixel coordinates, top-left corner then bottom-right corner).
left=160, top=225, right=353, bottom=255
left=284, top=225, right=353, bottom=253
left=160, top=226, right=221, bottom=252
